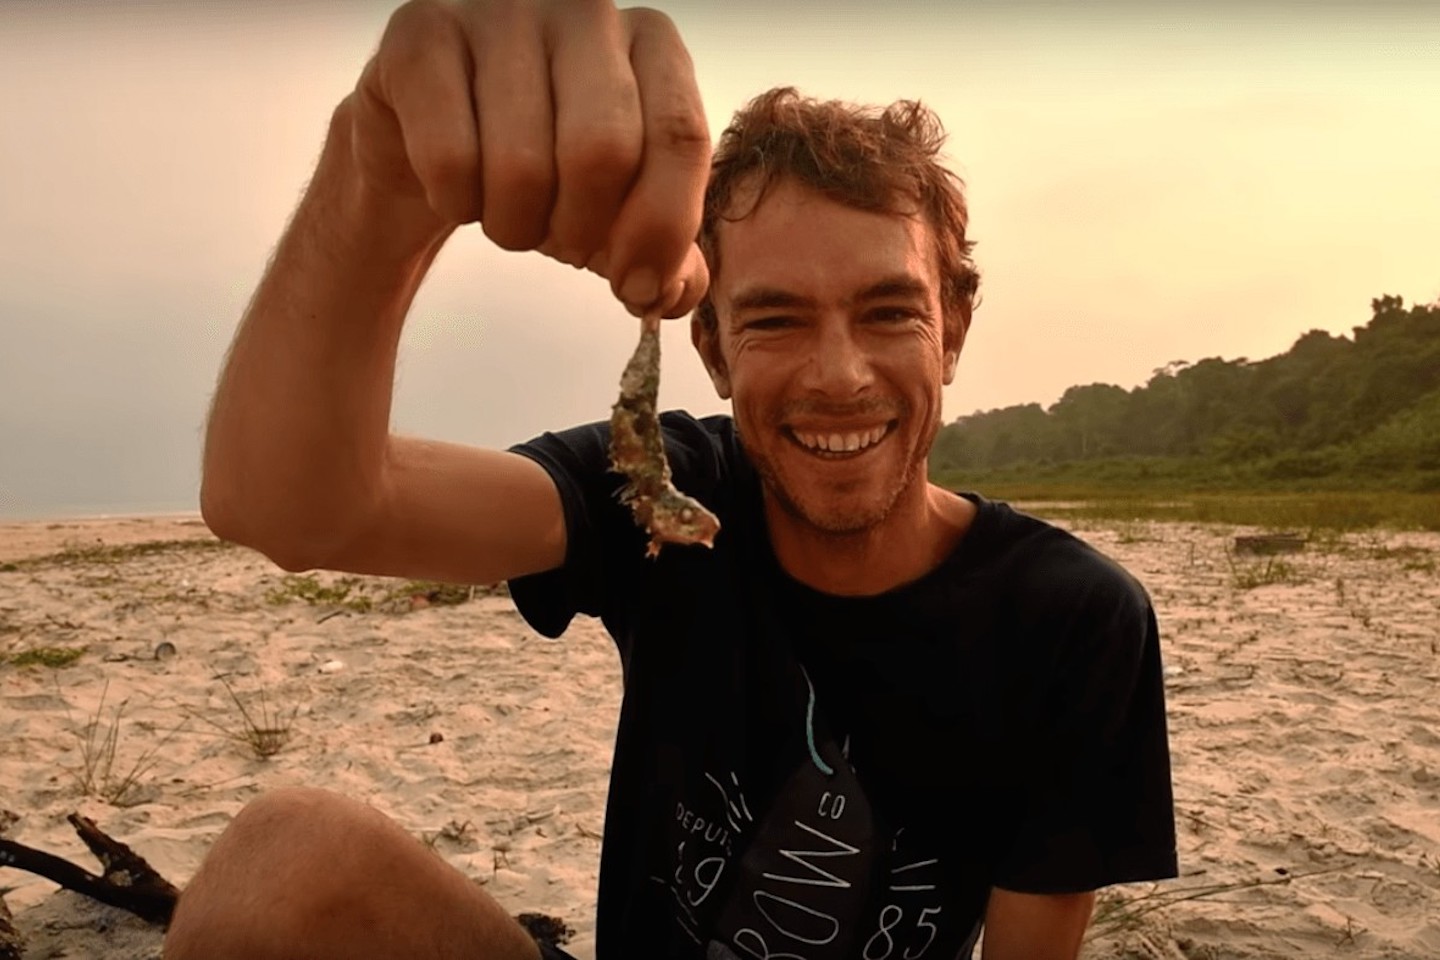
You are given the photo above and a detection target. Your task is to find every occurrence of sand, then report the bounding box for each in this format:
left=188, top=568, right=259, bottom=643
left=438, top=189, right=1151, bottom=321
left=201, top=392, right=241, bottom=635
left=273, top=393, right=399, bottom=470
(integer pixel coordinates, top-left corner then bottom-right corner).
left=1, top=513, right=1438, bottom=959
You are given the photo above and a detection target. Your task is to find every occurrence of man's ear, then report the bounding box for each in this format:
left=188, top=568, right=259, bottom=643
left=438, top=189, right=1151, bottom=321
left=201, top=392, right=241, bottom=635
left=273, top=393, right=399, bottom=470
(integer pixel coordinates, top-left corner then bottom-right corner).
left=691, top=314, right=732, bottom=399
left=942, top=311, right=970, bottom=386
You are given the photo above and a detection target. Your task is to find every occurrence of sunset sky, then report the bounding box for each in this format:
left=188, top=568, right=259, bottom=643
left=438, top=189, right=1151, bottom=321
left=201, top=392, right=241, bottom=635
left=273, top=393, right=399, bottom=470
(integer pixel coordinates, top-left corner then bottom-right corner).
left=2, top=0, right=1437, bottom=518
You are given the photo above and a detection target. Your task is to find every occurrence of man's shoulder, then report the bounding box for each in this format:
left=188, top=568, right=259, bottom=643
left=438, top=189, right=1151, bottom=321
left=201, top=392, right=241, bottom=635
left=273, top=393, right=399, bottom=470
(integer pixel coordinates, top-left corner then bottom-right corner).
left=965, top=496, right=1151, bottom=620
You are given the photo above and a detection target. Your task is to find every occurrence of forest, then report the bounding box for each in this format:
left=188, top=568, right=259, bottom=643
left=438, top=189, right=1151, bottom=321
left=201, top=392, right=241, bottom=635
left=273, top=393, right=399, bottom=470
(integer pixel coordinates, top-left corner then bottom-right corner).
left=931, top=294, right=1440, bottom=494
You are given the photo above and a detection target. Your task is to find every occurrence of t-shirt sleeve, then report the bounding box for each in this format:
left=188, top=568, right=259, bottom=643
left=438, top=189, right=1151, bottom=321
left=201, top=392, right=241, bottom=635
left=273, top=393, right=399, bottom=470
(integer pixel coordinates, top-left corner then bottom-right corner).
left=991, top=553, right=1179, bottom=894
left=505, top=412, right=728, bottom=641
left=504, top=420, right=641, bottom=638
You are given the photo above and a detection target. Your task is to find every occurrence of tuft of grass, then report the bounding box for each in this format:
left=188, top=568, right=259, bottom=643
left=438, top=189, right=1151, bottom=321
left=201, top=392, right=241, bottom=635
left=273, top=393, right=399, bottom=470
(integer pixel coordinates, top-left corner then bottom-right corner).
left=387, top=580, right=477, bottom=607
left=266, top=573, right=499, bottom=615
left=1087, top=865, right=1347, bottom=942
left=188, top=677, right=297, bottom=760
left=64, top=679, right=182, bottom=806
left=420, top=818, right=478, bottom=853
left=10, top=645, right=87, bottom=669
left=1228, top=555, right=1305, bottom=590
left=265, top=574, right=373, bottom=612
left=12, top=538, right=231, bottom=571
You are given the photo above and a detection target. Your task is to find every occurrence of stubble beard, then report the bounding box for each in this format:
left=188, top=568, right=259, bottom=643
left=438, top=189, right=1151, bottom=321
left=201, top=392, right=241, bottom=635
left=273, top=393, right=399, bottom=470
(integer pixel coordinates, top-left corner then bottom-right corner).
left=743, top=406, right=941, bottom=539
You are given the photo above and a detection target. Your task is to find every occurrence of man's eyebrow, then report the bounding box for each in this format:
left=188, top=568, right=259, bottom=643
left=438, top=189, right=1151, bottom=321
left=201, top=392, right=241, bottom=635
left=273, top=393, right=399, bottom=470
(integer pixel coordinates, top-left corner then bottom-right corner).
left=854, top=275, right=931, bottom=303
left=729, top=287, right=817, bottom=314
left=728, top=274, right=930, bottom=314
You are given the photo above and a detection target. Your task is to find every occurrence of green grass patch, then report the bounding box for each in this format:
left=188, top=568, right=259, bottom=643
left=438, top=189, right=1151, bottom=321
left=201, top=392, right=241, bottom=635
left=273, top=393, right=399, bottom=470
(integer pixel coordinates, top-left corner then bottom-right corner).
left=10, top=646, right=87, bottom=668
left=949, top=488, right=1440, bottom=533
left=11, top=538, right=232, bottom=570
left=264, top=574, right=498, bottom=613
left=1228, top=556, right=1306, bottom=590
left=391, top=580, right=489, bottom=606
left=265, top=573, right=374, bottom=612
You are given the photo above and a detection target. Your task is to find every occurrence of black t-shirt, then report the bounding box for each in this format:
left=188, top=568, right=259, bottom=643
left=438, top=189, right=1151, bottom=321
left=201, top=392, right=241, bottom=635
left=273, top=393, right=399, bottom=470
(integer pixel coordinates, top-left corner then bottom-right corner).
left=509, top=412, right=1177, bottom=960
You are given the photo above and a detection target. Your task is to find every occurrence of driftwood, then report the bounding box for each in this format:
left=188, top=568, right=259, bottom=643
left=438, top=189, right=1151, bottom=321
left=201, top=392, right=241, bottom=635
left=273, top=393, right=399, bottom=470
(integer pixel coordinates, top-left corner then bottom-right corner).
left=0, top=892, right=23, bottom=960
left=1233, top=533, right=1307, bottom=555
left=0, top=813, right=179, bottom=926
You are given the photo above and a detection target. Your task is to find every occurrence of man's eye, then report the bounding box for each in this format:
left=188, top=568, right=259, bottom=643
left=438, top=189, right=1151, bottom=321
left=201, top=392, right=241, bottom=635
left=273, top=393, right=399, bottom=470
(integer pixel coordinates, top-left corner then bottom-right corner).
left=869, top=308, right=919, bottom=324
left=746, top=316, right=796, bottom=331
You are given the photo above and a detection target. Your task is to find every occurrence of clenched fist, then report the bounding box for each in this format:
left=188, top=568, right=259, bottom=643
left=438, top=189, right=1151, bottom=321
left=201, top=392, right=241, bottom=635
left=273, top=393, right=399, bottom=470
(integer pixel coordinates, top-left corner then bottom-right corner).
left=347, top=0, right=711, bottom=317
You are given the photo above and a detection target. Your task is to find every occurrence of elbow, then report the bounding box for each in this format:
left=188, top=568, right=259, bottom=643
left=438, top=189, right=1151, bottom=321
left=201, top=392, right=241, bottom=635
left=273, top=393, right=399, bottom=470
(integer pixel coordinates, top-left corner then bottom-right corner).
left=199, top=475, right=340, bottom=574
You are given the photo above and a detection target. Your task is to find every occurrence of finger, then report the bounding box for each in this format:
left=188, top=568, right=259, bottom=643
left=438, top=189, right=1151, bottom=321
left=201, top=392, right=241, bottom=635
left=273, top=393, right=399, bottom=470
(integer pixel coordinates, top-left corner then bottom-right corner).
left=471, top=4, right=556, bottom=251
left=657, top=244, right=710, bottom=319
left=608, top=243, right=706, bottom=319
left=375, top=0, right=483, bottom=224
left=545, top=2, right=644, bottom=268
left=607, top=9, right=711, bottom=313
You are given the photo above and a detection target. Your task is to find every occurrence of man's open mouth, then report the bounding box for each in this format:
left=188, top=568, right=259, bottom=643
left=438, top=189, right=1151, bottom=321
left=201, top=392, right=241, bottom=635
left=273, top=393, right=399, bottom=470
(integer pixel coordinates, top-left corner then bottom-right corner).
left=785, top=421, right=896, bottom=458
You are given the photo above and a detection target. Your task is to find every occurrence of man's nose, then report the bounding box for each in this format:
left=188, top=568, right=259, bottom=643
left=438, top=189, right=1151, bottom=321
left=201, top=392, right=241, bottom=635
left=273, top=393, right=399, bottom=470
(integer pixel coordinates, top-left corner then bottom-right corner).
left=800, top=320, right=875, bottom=397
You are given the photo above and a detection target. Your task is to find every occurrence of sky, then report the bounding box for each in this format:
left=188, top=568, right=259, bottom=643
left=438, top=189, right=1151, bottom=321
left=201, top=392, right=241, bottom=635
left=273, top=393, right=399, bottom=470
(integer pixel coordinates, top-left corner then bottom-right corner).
left=1, top=1, right=1437, bottom=519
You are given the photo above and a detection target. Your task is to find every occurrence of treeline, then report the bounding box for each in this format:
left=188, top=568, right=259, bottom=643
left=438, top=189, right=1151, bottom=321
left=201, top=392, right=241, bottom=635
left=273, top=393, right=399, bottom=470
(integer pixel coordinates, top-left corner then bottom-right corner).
left=931, top=294, right=1440, bottom=491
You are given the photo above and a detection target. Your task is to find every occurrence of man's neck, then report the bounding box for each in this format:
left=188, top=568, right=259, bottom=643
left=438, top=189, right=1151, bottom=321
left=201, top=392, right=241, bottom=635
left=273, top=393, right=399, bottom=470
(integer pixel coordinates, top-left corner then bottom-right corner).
left=764, top=482, right=976, bottom=597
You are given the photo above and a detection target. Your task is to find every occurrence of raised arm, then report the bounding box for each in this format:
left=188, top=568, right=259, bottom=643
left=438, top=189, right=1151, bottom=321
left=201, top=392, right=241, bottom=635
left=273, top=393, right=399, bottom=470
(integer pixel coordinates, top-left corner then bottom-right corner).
left=201, top=0, right=711, bottom=584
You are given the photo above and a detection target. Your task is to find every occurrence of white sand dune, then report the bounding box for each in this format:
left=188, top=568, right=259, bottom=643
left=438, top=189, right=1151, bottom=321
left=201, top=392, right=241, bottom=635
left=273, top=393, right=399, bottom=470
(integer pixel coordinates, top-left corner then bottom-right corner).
left=1, top=514, right=1437, bottom=958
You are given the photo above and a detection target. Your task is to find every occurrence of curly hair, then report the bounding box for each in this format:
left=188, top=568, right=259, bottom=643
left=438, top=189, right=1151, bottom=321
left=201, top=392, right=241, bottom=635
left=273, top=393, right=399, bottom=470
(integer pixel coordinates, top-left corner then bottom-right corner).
left=695, top=87, right=980, bottom=340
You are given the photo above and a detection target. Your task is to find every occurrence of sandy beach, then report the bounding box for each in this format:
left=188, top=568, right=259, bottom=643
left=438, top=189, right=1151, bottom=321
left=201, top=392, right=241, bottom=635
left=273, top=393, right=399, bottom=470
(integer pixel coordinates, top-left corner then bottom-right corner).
left=2, top=512, right=1438, bottom=959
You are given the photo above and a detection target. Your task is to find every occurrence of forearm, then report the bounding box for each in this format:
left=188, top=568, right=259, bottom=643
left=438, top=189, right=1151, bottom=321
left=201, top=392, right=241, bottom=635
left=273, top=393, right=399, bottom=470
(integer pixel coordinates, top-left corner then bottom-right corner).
left=981, top=889, right=1094, bottom=960
left=201, top=97, right=452, bottom=568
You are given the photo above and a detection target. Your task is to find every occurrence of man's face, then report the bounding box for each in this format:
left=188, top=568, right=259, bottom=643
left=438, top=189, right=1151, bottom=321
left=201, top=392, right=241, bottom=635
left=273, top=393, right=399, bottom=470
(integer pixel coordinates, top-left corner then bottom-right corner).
left=695, top=178, right=963, bottom=535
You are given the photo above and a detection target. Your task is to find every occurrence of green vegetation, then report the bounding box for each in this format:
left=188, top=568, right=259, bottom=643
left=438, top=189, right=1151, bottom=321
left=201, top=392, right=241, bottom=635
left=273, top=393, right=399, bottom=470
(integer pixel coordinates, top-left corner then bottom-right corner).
left=187, top=677, right=297, bottom=760
left=66, top=680, right=182, bottom=806
left=968, top=491, right=1440, bottom=532
left=10, top=537, right=232, bottom=571
left=932, top=294, right=1440, bottom=529
left=1228, top=556, right=1305, bottom=590
left=397, top=579, right=480, bottom=606
left=265, top=573, right=375, bottom=612
left=9, top=646, right=87, bottom=668
left=264, top=573, right=496, bottom=613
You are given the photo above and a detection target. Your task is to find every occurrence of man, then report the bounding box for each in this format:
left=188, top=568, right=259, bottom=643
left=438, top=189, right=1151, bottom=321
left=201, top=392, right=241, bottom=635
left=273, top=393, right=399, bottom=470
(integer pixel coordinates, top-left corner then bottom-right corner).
left=165, top=2, right=1177, bottom=958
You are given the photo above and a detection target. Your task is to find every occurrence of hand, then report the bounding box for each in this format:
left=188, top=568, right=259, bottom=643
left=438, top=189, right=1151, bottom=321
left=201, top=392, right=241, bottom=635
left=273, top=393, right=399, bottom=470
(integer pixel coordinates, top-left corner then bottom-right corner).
left=347, top=0, right=711, bottom=317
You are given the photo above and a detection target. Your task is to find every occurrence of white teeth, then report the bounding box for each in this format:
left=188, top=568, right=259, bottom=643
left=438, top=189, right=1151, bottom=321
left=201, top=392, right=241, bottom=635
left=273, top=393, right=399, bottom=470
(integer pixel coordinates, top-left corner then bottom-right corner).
left=793, top=425, right=889, bottom=453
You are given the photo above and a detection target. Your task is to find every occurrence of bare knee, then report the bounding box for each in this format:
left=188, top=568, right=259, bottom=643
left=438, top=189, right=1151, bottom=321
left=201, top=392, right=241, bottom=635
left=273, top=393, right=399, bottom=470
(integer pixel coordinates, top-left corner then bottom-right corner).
left=166, top=788, right=538, bottom=960
left=165, top=787, right=408, bottom=959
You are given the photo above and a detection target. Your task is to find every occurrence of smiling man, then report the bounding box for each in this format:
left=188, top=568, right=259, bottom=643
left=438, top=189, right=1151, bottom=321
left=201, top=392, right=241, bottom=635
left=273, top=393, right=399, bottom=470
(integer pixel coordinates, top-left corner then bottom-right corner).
left=167, top=2, right=1176, bottom=959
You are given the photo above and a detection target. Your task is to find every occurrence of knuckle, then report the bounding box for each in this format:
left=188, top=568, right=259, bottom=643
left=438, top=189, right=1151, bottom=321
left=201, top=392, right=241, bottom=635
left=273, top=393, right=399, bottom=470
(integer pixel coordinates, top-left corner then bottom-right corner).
left=423, top=152, right=484, bottom=222
left=481, top=152, right=553, bottom=250
left=483, top=215, right=548, bottom=252
left=379, top=0, right=459, bottom=79
left=487, top=144, right=554, bottom=202
left=625, top=6, right=680, bottom=39
left=652, top=108, right=711, bottom=158
left=557, top=123, right=641, bottom=187
left=383, top=0, right=453, bottom=48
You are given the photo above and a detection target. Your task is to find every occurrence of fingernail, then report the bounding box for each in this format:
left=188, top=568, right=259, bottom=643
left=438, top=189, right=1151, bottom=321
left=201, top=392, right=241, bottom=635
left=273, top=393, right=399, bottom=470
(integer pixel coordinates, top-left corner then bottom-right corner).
left=619, top=267, right=659, bottom=308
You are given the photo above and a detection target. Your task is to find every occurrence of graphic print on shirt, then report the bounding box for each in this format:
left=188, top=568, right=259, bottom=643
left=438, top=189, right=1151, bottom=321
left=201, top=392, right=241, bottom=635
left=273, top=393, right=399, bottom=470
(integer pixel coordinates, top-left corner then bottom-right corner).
left=653, top=671, right=971, bottom=959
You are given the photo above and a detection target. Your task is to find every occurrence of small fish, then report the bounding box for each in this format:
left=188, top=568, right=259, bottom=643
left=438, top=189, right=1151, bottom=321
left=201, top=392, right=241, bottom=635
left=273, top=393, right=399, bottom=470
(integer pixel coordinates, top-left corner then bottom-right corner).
left=609, top=311, right=721, bottom=557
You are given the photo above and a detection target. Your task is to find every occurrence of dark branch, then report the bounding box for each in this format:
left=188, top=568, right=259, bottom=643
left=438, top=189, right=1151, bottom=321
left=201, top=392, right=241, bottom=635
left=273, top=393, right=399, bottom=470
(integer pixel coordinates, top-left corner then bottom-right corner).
left=0, top=814, right=179, bottom=926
